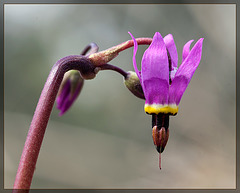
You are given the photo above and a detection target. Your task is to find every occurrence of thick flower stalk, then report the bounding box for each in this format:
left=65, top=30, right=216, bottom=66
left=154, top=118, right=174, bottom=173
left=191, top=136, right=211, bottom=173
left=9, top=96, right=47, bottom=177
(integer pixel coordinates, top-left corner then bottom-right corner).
left=12, top=55, right=96, bottom=193
left=129, top=32, right=203, bottom=169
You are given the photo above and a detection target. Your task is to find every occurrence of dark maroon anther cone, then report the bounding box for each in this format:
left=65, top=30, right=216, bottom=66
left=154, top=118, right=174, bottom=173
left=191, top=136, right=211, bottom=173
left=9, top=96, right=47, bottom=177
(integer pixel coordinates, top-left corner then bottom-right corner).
left=152, top=113, right=170, bottom=169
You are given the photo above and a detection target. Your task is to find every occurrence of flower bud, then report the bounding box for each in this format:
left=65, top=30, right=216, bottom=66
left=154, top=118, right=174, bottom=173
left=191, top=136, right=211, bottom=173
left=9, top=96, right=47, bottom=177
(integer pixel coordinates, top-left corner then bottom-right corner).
left=57, top=70, right=84, bottom=116
left=124, top=71, right=145, bottom=99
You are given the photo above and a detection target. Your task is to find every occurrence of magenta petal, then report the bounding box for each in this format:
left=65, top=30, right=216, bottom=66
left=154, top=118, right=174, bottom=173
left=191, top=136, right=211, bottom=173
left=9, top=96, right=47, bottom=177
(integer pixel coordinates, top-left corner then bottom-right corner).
left=169, top=38, right=204, bottom=105
left=143, top=77, right=169, bottom=105
left=128, top=32, right=141, bottom=80
left=141, top=32, right=169, bottom=105
left=182, top=40, right=194, bottom=63
left=163, top=34, right=178, bottom=69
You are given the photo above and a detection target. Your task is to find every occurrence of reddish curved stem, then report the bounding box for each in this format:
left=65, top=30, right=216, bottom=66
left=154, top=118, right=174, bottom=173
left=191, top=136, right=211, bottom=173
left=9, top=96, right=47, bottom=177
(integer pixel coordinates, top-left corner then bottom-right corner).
left=113, top=37, right=152, bottom=52
left=12, top=38, right=153, bottom=192
left=13, top=56, right=94, bottom=191
left=99, top=63, right=128, bottom=78
left=89, top=37, right=152, bottom=66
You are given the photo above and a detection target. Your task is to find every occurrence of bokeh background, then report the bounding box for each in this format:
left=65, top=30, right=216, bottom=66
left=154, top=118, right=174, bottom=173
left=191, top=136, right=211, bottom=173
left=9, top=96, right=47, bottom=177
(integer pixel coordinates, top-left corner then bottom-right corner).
left=4, top=4, right=236, bottom=189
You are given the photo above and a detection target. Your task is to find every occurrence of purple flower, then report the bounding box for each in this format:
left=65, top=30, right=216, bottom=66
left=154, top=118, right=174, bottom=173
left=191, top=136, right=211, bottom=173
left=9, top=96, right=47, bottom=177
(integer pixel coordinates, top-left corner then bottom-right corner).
left=57, top=70, right=84, bottom=116
left=129, top=32, right=203, bottom=115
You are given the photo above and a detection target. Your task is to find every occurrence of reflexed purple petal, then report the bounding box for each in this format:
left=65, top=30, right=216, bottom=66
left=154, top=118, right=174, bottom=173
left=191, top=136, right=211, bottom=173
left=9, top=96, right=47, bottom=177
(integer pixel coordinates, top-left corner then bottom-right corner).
left=128, top=32, right=141, bottom=80
left=168, top=76, right=188, bottom=105
left=141, top=32, right=169, bottom=105
left=182, top=40, right=194, bottom=63
left=163, top=34, right=178, bottom=69
left=169, top=38, right=203, bottom=105
left=143, top=77, right=169, bottom=105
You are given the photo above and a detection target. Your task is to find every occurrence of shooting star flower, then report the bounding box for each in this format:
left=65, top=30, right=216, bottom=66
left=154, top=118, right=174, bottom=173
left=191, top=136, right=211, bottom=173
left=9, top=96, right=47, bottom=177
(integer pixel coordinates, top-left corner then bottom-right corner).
left=129, top=31, right=203, bottom=169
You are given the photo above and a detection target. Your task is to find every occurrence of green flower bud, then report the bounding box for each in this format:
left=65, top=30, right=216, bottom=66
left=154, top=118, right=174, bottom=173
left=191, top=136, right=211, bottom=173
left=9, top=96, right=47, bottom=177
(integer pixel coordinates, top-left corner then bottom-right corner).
left=124, top=71, right=145, bottom=99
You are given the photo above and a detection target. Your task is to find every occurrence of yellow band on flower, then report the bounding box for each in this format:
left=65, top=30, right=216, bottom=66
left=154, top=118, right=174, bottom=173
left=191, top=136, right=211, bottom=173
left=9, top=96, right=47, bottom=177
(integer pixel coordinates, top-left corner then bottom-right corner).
left=144, top=104, right=178, bottom=115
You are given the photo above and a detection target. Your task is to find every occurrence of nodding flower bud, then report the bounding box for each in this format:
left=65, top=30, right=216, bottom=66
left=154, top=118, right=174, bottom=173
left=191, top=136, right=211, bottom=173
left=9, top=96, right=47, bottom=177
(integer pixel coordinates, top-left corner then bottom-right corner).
left=124, top=71, right=145, bottom=99
left=57, top=70, right=84, bottom=116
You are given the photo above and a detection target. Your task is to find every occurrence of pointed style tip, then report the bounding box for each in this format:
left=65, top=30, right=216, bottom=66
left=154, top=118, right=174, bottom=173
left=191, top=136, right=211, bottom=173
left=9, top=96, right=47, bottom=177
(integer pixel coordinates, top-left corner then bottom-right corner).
left=159, top=152, right=162, bottom=170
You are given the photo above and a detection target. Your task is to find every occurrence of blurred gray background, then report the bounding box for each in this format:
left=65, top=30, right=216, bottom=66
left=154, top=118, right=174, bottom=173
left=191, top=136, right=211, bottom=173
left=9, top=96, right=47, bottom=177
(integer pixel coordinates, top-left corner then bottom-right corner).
left=4, top=4, right=236, bottom=189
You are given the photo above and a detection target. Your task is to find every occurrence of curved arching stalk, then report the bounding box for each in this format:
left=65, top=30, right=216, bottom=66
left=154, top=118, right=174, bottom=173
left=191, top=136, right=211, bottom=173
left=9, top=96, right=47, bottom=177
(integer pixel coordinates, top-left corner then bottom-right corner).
left=13, top=38, right=152, bottom=192
left=13, top=55, right=95, bottom=191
